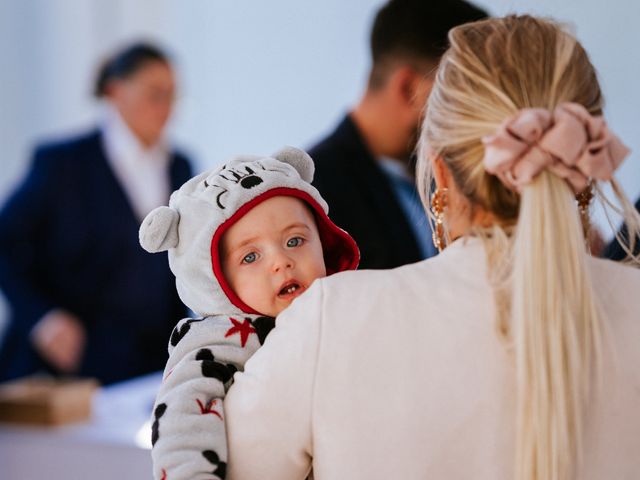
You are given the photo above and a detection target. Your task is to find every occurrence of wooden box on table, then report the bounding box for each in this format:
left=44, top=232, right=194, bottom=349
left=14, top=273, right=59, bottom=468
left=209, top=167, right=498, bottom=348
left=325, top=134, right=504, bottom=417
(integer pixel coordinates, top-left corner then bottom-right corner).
left=0, top=376, right=99, bottom=426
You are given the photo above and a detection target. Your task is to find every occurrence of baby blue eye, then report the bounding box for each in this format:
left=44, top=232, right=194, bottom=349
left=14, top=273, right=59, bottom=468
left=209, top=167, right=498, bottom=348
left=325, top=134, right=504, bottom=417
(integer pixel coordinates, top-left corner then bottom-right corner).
left=287, top=237, right=303, bottom=248
left=242, top=252, right=257, bottom=264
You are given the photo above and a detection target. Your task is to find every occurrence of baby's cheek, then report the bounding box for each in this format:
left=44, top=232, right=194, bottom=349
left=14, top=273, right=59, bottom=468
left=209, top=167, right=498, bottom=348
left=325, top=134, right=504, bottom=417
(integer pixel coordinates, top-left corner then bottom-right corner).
left=314, top=263, right=328, bottom=280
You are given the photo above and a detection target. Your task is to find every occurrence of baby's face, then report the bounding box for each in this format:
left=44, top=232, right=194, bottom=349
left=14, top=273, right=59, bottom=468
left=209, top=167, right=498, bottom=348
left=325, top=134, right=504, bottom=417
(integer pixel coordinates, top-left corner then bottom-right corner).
left=221, top=195, right=326, bottom=317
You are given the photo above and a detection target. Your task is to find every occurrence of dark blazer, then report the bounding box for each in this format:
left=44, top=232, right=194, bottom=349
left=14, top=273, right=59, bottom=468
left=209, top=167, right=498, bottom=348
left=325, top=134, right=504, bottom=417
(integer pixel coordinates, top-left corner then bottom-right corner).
left=309, top=115, right=424, bottom=270
left=0, top=129, right=192, bottom=384
left=601, top=197, right=640, bottom=260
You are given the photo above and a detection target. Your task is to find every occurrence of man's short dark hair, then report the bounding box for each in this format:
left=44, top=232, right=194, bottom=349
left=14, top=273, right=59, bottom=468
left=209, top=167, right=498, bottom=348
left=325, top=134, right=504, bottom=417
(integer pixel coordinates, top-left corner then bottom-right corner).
left=369, top=0, right=488, bottom=88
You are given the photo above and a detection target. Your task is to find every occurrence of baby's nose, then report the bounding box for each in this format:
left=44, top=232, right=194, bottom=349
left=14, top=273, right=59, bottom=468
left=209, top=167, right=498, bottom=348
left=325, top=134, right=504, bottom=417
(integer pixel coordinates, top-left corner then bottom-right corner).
left=272, top=251, right=294, bottom=272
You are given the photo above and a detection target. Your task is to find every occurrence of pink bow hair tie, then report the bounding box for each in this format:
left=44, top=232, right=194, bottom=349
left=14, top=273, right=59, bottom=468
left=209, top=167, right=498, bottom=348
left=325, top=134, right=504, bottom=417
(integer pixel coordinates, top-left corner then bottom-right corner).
left=481, top=102, right=630, bottom=193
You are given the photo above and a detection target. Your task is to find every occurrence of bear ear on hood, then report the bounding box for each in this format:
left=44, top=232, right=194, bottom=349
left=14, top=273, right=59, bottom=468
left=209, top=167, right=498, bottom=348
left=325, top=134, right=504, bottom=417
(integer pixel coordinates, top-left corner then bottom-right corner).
left=139, top=206, right=180, bottom=253
left=271, top=146, right=315, bottom=183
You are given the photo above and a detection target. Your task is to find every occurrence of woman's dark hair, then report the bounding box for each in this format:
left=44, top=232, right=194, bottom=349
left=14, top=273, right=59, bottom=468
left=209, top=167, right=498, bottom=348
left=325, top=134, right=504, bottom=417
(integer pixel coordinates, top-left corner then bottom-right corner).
left=94, top=42, right=170, bottom=98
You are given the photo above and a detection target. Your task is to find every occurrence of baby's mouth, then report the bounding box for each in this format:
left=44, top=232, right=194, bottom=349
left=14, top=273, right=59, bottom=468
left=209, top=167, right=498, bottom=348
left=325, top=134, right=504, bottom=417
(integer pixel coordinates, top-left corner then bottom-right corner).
left=278, top=281, right=303, bottom=298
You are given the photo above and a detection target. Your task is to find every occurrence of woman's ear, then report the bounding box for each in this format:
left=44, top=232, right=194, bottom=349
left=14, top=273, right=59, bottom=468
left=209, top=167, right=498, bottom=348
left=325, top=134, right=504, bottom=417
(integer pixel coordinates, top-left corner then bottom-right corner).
left=432, top=154, right=451, bottom=190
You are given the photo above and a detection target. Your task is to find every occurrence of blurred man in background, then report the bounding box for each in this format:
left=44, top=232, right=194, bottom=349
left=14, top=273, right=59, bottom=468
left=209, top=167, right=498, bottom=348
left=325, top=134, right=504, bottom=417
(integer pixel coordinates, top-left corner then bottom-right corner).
left=309, top=0, right=487, bottom=269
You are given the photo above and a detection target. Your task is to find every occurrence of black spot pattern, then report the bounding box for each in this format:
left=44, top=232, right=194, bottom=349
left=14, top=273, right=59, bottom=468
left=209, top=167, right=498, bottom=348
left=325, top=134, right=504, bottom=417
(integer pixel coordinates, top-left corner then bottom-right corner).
left=151, top=403, right=167, bottom=446
left=202, top=450, right=227, bottom=479
left=170, top=318, right=205, bottom=346
left=251, top=316, right=275, bottom=345
left=195, top=349, right=237, bottom=385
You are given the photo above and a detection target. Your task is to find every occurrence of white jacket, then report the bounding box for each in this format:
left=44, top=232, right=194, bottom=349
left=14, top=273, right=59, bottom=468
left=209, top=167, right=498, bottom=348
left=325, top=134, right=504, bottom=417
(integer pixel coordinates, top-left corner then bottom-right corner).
left=226, top=237, right=640, bottom=479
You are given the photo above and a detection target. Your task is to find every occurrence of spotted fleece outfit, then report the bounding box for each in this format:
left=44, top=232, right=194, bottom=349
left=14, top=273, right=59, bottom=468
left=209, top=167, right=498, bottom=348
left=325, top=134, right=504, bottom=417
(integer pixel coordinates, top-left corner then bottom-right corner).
left=139, top=147, right=359, bottom=480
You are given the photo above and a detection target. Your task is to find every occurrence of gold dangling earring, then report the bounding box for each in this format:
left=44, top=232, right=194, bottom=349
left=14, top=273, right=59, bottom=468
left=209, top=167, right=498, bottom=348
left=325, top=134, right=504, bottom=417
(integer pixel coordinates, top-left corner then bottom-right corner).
left=576, top=182, right=594, bottom=246
left=431, top=187, right=449, bottom=252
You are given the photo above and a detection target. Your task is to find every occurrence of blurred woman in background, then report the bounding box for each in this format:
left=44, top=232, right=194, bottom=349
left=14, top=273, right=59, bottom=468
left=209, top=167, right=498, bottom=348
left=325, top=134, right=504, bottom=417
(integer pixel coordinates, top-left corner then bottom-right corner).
left=0, top=42, right=192, bottom=384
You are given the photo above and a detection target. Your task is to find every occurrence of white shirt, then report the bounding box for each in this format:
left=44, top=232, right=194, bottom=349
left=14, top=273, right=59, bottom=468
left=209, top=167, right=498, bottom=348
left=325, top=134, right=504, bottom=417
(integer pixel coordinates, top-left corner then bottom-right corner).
left=377, top=157, right=436, bottom=259
left=101, top=105, right=171, bottom=221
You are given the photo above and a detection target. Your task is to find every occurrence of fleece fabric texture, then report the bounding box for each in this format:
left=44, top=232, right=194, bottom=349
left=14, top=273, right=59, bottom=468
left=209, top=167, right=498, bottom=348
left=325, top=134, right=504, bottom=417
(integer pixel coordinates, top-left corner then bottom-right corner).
left=150, top=314, right=273, bottom=480
left=139, top=147, right=358, bottom=480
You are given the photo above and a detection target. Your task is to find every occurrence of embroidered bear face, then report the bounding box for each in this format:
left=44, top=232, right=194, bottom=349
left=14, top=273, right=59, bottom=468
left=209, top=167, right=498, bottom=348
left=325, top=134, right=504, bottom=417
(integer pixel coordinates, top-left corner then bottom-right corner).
left=205, top=163, right=267, bottom=210
left=203, top=157, right=310, bottom=210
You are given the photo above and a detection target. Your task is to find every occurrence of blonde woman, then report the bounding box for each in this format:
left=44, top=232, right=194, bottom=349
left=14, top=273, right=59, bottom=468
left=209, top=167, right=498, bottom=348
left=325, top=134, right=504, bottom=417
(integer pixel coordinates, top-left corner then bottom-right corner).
left=224, top=15, right=640, bottom=480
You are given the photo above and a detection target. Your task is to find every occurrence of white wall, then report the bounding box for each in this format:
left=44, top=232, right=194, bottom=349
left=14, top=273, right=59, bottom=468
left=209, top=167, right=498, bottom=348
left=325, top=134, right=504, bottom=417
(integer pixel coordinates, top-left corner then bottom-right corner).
left=0, top=0, right=382, bottom=200
left=0, top=0, right=383, bottom=336
left=1, top=1, right=637, bottom=203
left=0, top=1, right=638, bottom=332
left=162, top=1, right=379, bottom=172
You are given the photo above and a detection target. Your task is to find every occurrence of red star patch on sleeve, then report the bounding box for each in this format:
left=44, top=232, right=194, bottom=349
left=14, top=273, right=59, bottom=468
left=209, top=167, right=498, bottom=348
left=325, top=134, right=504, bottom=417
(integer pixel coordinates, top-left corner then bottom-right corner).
left=224, top=317, right=256, bottom=347
left=196, top=398, right=223, bottom=420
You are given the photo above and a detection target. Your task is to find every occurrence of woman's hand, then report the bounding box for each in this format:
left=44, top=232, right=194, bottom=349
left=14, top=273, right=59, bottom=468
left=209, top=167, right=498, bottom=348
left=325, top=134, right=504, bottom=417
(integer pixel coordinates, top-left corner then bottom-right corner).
left=30, top=310, right=86, bottom=373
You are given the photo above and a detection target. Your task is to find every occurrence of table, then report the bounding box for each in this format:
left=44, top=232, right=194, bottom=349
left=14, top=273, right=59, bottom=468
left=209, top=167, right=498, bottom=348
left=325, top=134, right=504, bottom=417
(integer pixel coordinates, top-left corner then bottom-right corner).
left=0, top=371, right=162, bottom=480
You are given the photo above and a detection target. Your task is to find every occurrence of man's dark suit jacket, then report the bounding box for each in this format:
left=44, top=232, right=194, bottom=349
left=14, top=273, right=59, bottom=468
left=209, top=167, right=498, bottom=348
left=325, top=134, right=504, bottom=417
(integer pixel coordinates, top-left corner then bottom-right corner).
left=0, top=129, right=192, bottom=384
left=602, top=197, right=640, bottom=260
left=309, top=114, right=424, bottom=270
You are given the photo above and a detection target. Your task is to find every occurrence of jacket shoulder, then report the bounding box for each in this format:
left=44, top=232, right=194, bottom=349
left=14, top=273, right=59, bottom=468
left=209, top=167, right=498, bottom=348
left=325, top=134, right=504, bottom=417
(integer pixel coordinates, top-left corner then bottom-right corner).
left=33, top=130, right=102, bottom=165
left=309, top=124, right=374, bottom=195
left=589, top=256, right=640, bottom=294
left=171, top=149, right=191, bottom=165
left=308, top=131, right=349, bottom=164
left=169, top=149, right=193, bottom=180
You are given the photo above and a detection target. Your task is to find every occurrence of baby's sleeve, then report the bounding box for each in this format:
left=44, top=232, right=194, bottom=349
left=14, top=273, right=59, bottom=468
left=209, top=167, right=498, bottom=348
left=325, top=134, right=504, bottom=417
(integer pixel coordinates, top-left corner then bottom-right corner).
left=150, top=315, right=272, bottom=480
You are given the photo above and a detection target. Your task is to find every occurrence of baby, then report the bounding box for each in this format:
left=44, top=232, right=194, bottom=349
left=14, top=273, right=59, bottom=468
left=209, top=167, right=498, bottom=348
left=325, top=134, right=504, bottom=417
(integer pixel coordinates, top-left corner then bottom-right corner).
left=139, top=147, right=359, bottom=480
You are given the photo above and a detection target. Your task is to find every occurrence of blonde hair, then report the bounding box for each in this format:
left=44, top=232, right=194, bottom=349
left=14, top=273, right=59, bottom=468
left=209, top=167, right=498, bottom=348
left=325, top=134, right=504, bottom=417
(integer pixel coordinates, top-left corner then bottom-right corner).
left=417, top=15, right=640, bottom=480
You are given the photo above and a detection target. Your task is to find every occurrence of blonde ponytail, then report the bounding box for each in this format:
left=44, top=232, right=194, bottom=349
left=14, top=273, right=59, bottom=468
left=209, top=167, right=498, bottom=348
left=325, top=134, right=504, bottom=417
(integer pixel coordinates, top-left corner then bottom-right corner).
left=512, top=172, right=603, bottom=479
left=417, top=15, right=639, bottom=480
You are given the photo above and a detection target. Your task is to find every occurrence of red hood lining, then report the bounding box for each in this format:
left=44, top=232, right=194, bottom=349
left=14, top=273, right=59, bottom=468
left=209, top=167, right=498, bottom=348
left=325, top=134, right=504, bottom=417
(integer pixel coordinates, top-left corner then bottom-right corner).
left=210, top=187, right=360, bottom=314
